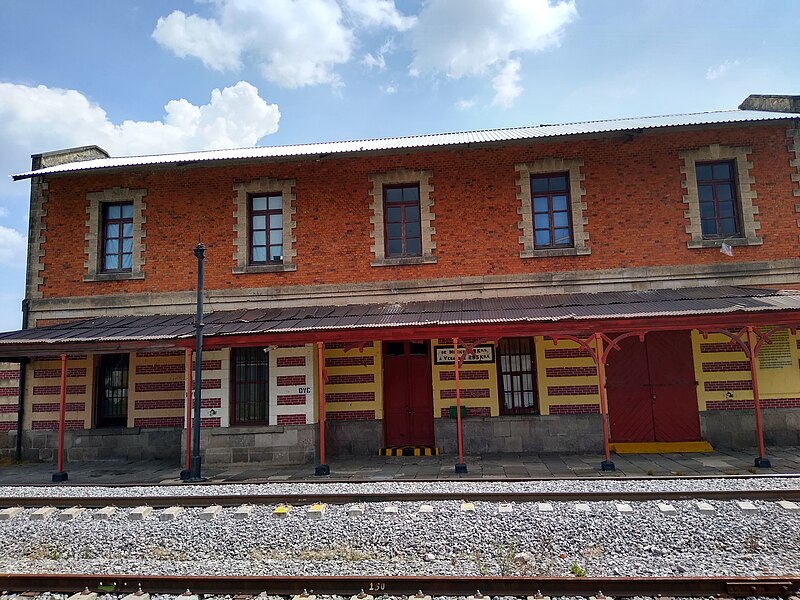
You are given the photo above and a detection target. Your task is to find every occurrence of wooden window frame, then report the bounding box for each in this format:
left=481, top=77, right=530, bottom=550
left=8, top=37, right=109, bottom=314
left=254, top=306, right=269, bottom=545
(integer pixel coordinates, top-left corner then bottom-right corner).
left=531, top=173, right=574, bottom=250
left=496, top=337, right=539, bottom=415
left=695, top=160, right=741, bottom=239
left=230, top=347, right=270, bottom=426
left=101, top=202, right=134, bottom=273
left=248, top=193, right=283, bottom=265
left=383, top=184, right=422, bottom=258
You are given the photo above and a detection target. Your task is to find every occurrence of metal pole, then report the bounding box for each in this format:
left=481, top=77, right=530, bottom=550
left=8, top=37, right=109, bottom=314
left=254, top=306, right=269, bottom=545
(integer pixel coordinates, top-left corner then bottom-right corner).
left=594, top=333, right=615, bottom=472
left=747, top=326, right=770, bottom=468
left=188, top=242, right=206, bottom=482
left=180, top=348, right=193, bottom=480
left=454, top=337, right=467, bottom=473
left=52, top=353, right=68, bottom=482
left=315, top=341, right=330, bottom=476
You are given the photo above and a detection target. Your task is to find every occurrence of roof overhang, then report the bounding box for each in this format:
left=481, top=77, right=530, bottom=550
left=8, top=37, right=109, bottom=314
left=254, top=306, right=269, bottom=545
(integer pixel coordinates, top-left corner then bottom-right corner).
left=1, top=286, right=799, bottom=359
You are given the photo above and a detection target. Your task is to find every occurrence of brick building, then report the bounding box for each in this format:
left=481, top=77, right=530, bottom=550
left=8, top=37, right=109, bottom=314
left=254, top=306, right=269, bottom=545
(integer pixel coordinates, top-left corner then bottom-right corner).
left=1, top=93, right=800, bottom=470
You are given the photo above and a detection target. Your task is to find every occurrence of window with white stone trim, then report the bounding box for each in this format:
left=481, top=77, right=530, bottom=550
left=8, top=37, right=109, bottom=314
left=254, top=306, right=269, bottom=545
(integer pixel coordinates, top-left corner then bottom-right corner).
left=679, top=144, right=762, bottom=249
left=516, top=159, right=590, bottom=258
left=84, top=187, right=146, bottom=282
left=368, top=168, right=436, bottom=266
left=233, top=177, right=297, bottom=273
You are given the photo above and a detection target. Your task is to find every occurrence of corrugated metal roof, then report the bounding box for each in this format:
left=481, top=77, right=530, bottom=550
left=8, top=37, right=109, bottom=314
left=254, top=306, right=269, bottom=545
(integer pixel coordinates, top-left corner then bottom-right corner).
left=1, top=286, right=800, bottom=349
left=12, top=109, right=800, bottom=180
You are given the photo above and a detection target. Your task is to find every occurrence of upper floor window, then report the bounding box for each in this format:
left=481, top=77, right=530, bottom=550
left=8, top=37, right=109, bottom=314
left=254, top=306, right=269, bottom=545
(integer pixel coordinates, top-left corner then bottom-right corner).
left=384, top=184, right=421, bottom=257
left=250, top=194, right=283, bottom=263
left=531, top=173, right=573, bottom=249
left=102, top=202, right=134, bottom=272
left=696, top=161, right=740, bottom=238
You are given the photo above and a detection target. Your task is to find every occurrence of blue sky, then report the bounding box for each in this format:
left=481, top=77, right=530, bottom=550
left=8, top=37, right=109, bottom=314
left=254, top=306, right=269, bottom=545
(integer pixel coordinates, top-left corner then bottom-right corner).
left=1, top=0, right=798, bottom=332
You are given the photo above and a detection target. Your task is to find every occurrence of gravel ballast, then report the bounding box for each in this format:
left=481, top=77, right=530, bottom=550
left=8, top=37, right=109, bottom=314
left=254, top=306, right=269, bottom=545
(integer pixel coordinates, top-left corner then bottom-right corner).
left=0, top=479, right=797, bottom=578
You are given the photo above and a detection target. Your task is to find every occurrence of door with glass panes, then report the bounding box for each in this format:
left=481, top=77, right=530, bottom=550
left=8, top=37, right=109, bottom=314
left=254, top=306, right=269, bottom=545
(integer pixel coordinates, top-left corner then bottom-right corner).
left=232, top=347, right=269, bottom=425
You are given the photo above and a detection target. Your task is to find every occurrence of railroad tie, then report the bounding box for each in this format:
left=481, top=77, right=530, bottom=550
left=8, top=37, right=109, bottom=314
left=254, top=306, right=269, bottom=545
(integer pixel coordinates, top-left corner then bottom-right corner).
left=292, top=590, right=316, bottom=600
left=59, top=507, right=85, bottom=521
left=67, top=588, right=97, bottom=600
left=537, top=502, right=554, bottom=513
left=696, top=501, right=715, bottom=514
left=657, top=503, right=678, bottom=515
left=235, top=505, right=254, bottom=519
left=130, top=506, right=153, bottom=521
left=273, top=504, right=291, bottom=518
left=179, top=589, right=199, bottom=600
left=0, top=507, right=23, bottom=520
left=460, top=501, right=475, bottom=513
left=615, top=503, right=633, bottom=514
left=93, top=506, right=117, bottom=520
left=574, top=503, right=591, bottom=512
left=351, top=590, right=374, bottom=600
left=308, top=503, right=326, bottom=519
left=736, top=501, right=758, bottom=513
left=199, top=505, right=223, bottom=520
left=347, top=504, right=365, bottom=517
left=122, top=584, right=150, bottom=600
left=30, top=506, right=57, bottom=521
left=419, top=504, right=434, bottom=513
left=408, top=591, right=431, bottom=600
left=777, top=500, right=799, bottom=510
left=159, top=506, right=184, bottom=521
left=384, top=504, right=399, bottom=514
left=498, top=503, right=512, bottom=514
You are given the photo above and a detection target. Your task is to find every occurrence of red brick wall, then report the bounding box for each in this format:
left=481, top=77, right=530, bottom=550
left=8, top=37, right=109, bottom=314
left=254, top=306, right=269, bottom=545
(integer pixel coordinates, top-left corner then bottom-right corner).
left=35, top=123, right=799, bottom=299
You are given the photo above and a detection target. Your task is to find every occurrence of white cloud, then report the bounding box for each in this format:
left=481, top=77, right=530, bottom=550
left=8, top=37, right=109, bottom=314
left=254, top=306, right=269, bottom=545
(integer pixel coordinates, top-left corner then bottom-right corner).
left=491, top=59, right=522, bottom=108
left=381, top=83, right=398, bottom=95
left=363, top=52, right=386, bottom=70
left=0, top=226, right=26, bottom=268
left=342, top=0, right=416, bottom=30
left=706, top=59, right=740, bottom=81
left=410, top=0, right=576, bottom=79
left=456, top=99, right=476, bottom=110
left=154, top=0, right=357, bottom=88
left=0, top=81, right=280, bottom=158
left=152, top=10, right=241, bottom=71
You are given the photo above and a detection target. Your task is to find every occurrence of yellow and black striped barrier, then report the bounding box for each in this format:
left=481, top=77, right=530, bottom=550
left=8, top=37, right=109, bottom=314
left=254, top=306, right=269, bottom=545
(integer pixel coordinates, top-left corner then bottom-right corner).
left=379, top=446, right=440, bottom=457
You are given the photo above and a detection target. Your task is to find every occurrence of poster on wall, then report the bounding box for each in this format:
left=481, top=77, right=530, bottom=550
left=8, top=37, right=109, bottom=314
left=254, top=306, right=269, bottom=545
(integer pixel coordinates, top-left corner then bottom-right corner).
left=434, top=344, right=495, bottom=365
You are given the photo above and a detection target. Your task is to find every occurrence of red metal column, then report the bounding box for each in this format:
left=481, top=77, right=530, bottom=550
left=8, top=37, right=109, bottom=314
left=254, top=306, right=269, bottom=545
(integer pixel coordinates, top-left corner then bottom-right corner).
left=52, top=353, right=68, bottom=482
left=593, top=333, right=614, bottom=470
left=746, top=326, right=769, bottom=466
left=453, top=337, right=467, bottom=473
left=315, top=341, right=330, bottom=476
left=185, top=348, right=193, bottom=473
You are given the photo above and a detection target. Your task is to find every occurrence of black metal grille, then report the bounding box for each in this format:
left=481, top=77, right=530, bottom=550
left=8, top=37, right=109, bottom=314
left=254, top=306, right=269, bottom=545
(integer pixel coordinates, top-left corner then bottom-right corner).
left=97, top=353, right=129, bottom=427
left=232, top=347, right=269, bottom=425
left=497, top=338, right=538, bottom=414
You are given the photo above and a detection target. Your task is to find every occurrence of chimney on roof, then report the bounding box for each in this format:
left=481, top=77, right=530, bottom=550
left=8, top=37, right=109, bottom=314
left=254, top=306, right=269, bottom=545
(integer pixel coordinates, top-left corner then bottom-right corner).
left=739, top=94, right=800, bottom=113
left=30, top=145, right=109, bottom=171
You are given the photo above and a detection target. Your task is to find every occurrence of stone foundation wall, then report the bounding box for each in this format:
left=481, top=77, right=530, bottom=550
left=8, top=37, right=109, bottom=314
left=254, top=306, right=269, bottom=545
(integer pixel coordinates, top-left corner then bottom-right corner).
left=701, top=409, right=800, bottom=448
left=14, top=427, right=182, bottom=463
left=326, top=419, right=382, bottom=455
left=434, top=414, right=603, bottom=454
left=187, top=424, right=317, bottom=464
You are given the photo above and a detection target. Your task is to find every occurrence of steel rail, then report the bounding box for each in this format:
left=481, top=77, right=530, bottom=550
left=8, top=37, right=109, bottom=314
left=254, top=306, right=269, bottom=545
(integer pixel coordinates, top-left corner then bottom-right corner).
left=0, top=489, right=798, bottom=508
left=0, top=574, right=798, bottom=597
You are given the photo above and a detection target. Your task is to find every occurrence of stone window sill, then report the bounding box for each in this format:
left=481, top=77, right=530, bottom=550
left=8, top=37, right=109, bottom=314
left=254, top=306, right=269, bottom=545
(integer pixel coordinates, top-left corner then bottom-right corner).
left=371, top=256, right=437, bottom=267
left=520, top=247, right=591, bottom=259
left=687, top=237, right=763, bottom=249
left=84, top=271, right=145, bottom=282
left=233, top=263, right=297, bottom=274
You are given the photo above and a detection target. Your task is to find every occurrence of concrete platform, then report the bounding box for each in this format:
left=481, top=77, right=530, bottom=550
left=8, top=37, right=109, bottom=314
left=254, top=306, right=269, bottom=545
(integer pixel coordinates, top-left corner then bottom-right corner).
left=0, top=446, right=799, bottom=485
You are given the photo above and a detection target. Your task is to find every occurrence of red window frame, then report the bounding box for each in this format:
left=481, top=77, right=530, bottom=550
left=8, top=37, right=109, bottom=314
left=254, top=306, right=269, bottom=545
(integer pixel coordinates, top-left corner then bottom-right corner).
left=496, top=338, right=539, bottom=415
left=531, top=173, right=573, bottom=249
left=383, top=184, right=422, bottom=257
left=231, top=347, right=269, bottom=425
left=696, top=160, right=740, bottom=238
left=249, top=194, right=283, bottom=264
left=101, top=202, right=133, bottom=272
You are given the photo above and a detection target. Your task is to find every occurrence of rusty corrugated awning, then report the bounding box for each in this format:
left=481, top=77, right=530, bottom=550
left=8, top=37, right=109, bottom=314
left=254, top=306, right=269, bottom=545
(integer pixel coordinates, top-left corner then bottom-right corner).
left=2, top=286, right=800, bottom=357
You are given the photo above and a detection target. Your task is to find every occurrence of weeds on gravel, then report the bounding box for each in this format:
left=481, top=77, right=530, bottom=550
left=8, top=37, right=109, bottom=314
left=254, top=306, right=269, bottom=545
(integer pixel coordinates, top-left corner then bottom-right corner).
left=494, top=540, right=519, bottom=576
left=570, top=560, right=586, bottom=577
left=473, top=549, right=489, bottom=575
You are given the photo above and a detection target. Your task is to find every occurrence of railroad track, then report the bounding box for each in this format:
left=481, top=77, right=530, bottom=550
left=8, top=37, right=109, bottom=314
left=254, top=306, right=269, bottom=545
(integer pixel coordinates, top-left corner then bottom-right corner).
left=1, top=489, right=799, bottom=508
left=1, top=574, right=799, bottom=597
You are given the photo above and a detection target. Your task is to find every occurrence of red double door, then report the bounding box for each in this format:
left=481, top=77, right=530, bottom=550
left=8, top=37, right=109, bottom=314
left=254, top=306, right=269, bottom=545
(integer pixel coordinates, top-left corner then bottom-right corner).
left=605, top=331, right=701, bottom=443
left=383, top=341, right=435, bottom=447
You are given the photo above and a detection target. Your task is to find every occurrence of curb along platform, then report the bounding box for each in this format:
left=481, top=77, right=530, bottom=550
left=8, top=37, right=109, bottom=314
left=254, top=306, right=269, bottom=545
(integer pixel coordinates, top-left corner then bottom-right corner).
left=1, top=447, right=799, bottom=485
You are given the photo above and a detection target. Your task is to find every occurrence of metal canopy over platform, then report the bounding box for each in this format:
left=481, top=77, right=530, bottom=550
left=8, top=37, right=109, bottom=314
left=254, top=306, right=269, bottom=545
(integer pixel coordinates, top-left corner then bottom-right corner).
left=2, top=286, right=800, bottom=357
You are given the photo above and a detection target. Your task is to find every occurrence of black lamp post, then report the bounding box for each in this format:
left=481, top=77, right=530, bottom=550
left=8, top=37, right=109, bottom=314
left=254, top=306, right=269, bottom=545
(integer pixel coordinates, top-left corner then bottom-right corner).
left=188, top=241, right=206, bottom=482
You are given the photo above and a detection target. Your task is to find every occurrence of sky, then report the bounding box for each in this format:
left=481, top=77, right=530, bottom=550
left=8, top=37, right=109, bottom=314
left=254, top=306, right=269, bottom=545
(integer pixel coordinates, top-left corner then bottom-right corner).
left=0, top=0, right=798, bottom=332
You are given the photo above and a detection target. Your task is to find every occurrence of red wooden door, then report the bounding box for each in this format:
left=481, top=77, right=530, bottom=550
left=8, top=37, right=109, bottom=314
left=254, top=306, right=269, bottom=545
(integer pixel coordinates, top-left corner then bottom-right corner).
left=383, top=341, right=434, bottom=447
left=648, top=331, right=702, bottom=442
left=605, top=331, right=700, bottom=443
left=605, top=336, right=655, bottom=442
